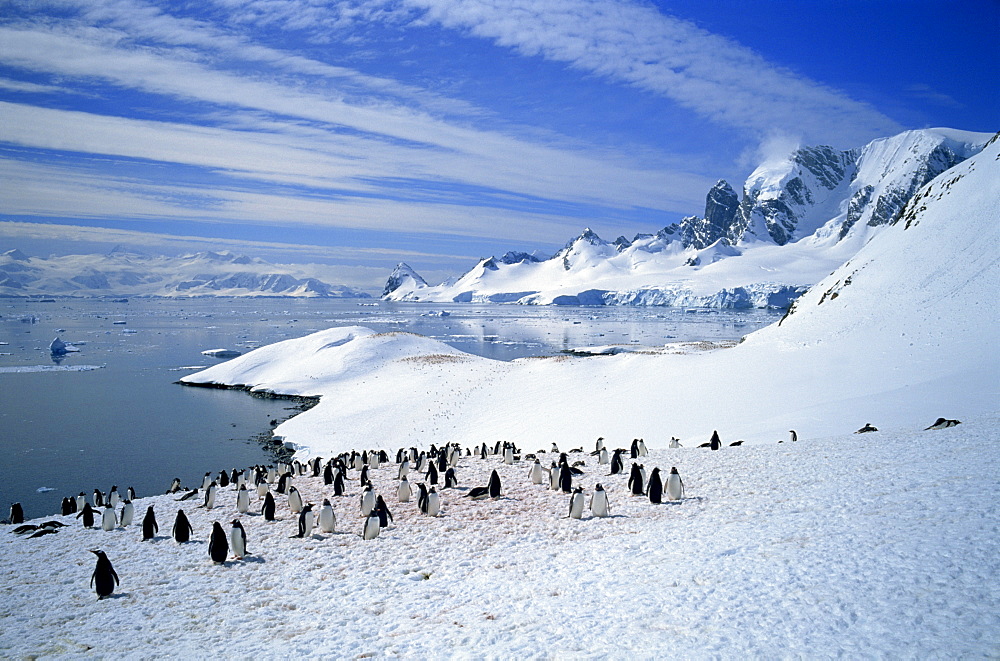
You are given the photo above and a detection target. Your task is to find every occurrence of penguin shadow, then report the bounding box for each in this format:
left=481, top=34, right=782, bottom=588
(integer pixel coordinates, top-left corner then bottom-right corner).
left=99, top=592, right=131, bottom=601
left=239, top=555, right=266, bottom=564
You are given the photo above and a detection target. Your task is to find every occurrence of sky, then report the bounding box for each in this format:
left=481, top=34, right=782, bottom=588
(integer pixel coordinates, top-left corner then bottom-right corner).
left=0, top=0, right=997, bottom=289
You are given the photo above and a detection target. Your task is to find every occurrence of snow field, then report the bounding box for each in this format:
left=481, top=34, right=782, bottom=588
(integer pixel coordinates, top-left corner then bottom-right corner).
left=2, top=416, right=997, bottom=658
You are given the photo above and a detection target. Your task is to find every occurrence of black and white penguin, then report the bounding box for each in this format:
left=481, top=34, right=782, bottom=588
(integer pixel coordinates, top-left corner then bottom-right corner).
left=559, top=463, right=573, bottom=493
left=61, top=497, right=75, bottom=516
left=262, top=491, right=276, bottom=521
left=855, top=423, right=878, bottom=434
left=630, top=439, right=640, bottom=459
left=398, top=459, right=410, bottom=480
left=217, top=470, right=229, bottom=488
left=77, top=503, right=96, bottom=528
left=178, top=488, right=199, bottom=502
left=126, top=486, right=136, bottom=501
left=359, top=465, right=371, bottom=488
left=256, top=477, right=269, bottom=500
left=395, top=447, right=405, bottom=464
left=236, top=485, right=250, bottom=514
left=202, top=481, right=218, bottom=510
left=296, top=504, right=314, bottom=538
left=488, top=469, right=502, bottom=499
left=709, top=430, right=722, bottom=450
left=417, top=483, right=429, bottom=513
left=494, top=440, right=503, bottom=455
left=598, top=448, right=609, bottom=465
left=287, top=486, right=303, bottom=514
left=323, top=462, right=334, bottom=485
left=529, top=459, right=545, bottom=484
left=628, top=463, right=645, bottom=496
left=318, top=499, right=336, bottom=533
left=637, top=439, right=648, bottom=457
left=925, top=418, right=961, bottom=430
left=275, top=473, right=290, bottom=495
left=426, top=462, right=438, bottom=486
left=108, top=486, right=120, bottom=509
left=201, top=472, right=212, bottom=491
left=379, top=450, right=390, bottom=464
left=444, top=467, right=458, bottom=489
left=647, top=468, right=663, bottom=504
left=669, top=437, right=681, bottom=448
left=666, top=467, right=684, bottom=501
left=333, top=470, right=346, bottom=497
left=172, top=509, right=193, bottom=543
left=362, top=512, right=381, bottom=540
left=568, top=487, right=585, bottom=519
left=166, top=477, right=182, bottom=494
left=374, top=496, right=393, bottom=528
left=425, top=487, right=441, bottom=517
left=609, top=449, right=624, bottom=475
left=230, top=519, right=248, bottom=560
left=480, top=444, right=488, bottom=460
left=76, top=493, right=87, bottom=510
left=360, top=485, right=376, bottom=517
left=594, top=437, right=605, bottom=454
left=120, top=500, right=134, bottom=527
left=93, top=489, right=104, bottom=507
left=397, top=476, right=412, bottom=502
left=590, top=483, right=610, bottom=517
left=789, top=429, right=798, bottom=442
left=208, top=521, right=229, bottom=564
left=141, top=506, right=157, bottom=540
left=503, top=444, right=514, bottom=465
left=89, top=550, right=119, bottom=600
left=9, top=503, right=24, bottom=525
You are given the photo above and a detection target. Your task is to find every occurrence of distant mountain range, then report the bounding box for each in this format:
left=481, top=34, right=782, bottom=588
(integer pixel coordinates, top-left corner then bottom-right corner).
left=0, top=249, right=370, bottom=298
left=384, top=127, right=993, bottom=308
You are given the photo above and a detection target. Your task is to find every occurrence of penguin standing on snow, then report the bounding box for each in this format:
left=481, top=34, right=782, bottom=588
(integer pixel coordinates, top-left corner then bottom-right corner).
left=323, top=463, right=334, bottom=485
left=630, top=439, right=640, bottom=459
left=568, top=487, right=585, bottom=519
left=61, top=498, right=75, bottom=516
left=108, top=486, right=120, bottom=509
left=318, top=499, right=336, bottom=533
left=120, top=500, right=134, bottom=527
left=287, top=486, right=303, bottom=514
left=669, top=437, right=681, bottom=449
left=202, top=481, right=218, bottom=509
left=789, top=430, right=798, bottom=442
left=333, top=470, right=346, bottom=497
left=262, top=491, right=276, bottom=521
left=256, top=476, right=269, bottom=500
left=488, top=469, right=502, bottom=499
left=398, top=459, right=410, bottom=480
left=172, top=509, right=193, bottom=543
left=9, top=503, right=24, bottom=525
left=77, top=503, right=97, bottom=528
left=425, top=487, right=441, bottom=517
left=208, top=522, right=229, bottom=564
left=590, top=483, right=610, bottom=517
left=598, top=448, right=609, bottom=465
left=360, top=485, right=376, bottom=517
left=628, top=463, right=645, bottom=496
left=236, top=485, right=250, bottom=514
left=417, top=483, right=429, bottom=512
left=426, top=462, right=438, bottom=486
left=362, top=512, right=381, bottom=540
left=230, top=520, right=248, bottom=559
left=141, top=506, right=158, bottom=540
left=529, top=459, right=545, bottom=485
left=558, top=463, right=573, bottom=494
left=89, top=550, right=119, bottom=600
left=647, top=468, right=663, bottom=504
left=397, top=476, right=412, bottom=503
left=444, top=467, right=458, bottom=489
left=374, top=496, right=393, bottom=528
left=167, top=477, right=182, bottom=494
left=666, top=467, right=685, bottom=501
left=710, top=430, right=722, bottom=451
left=609, top=450, right=624, bottom=475
left=295, top=504, right=314, bottom=538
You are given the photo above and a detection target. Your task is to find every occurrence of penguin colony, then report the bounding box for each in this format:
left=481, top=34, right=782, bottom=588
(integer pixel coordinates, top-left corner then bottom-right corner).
left=4, top=417, right=959, bottom=600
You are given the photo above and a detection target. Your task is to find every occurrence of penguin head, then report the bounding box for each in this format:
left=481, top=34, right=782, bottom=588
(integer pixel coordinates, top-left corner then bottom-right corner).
left=595, top=483, right=604, bottom=491
left=89, top=549, right=105, bottom=558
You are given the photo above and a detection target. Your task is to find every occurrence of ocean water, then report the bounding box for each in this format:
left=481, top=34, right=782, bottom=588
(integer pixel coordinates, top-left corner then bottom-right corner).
left=0, top=298, right=781, bottom=518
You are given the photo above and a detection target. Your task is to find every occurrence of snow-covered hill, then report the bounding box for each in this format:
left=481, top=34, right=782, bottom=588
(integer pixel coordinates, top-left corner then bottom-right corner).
left=0, top=249, right=370, bottom=298
left=385, top=128, right=992, bottom=307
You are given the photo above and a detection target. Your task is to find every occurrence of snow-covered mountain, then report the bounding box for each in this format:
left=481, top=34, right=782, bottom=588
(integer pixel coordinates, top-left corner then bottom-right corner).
left=0, top=249, right=371, bottom=298
left=384, top=128, right=992, bottom=307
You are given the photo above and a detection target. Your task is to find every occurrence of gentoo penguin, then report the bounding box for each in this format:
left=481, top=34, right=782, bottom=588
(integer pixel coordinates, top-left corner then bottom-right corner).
left=262, top=491, right=276, bottom=521
left=295, top=504, right=314, bottom=538
left=333, top=471, right=346, bottom=497
left=488, top=470, right=502, bottom=499
left=630, top=439, right=640, bottom=459
left=76, top=493, right=87, bottom=510
left=108, top=486, right=120, bottom=508
left=362, top=512, right=381, bottom=540
left=202, top=481, right=217, bottom=509
left=529, top=459, right=545, bottom=485
left=201, top=472, right=212, bottom=490
left=177, top=488, right=199, bottom=502
left=256, top=477, right=269, bottom=500
left=647, top=468, right=663, bottom=504
left=217, top=470, right=229, bottom=488
left=590, top=483, right=610, bottom=517
left=480, top=444, right=488, bottom=460
left=120, top=500, right=134, bottom=527
left=568, top=487, right=585, bottom=519
left=503, top=445, right=514, bottom=465
left=359, top=465, right=371, bottom=488
left=141, top=506, right=157, bottom=540
left=398, top=459, right=410, bottom=480
left=855, top=423, right=878, bottom=434
left=789, top=429, right=798, bottom=442
left=172, top=509, right=193, bottom=543
left=323, top=463, right=334, bottom=485
left=89, top=550, right=119, bottom=600
left=208, top=521, right=229, bottom=564
left=9, top=503, right=24, bottom=525
left=666, top=467, right=684, bottom=501
left=444, top=468, right=458, bottom=489
left=709, top=430, right=722, bottom=451
left=77, top=503, right=96, bottom=528
left=287, top=486, right=303, bottom=514
left=598, top=448, right=609, bottom=465
left=318, top=499, right=336, bottom=533
left=167, top=478, right=182, bottom=494
left=425, top=487, right=441, bottom=517
left=548, top=463, right=560, bottom=490
left=101, top=503, right=118, bottom=532
left=360, top=486, right=376, bottom=517
left=397, top=476, right=412, bottom=502
left=275, top=473, right=290, bottom=495
left=558, top=463, right=573, bottom=493
left=379, top=450, right=390, bottom=464
left=417, top=483, right=429, bottom=513
left=609, top=450, right=624, bottom=475
left=668, top=437, right=681, bottom=449
left=374, top=496, right=393, bottom=528
left=426, top=462, right=438, bottom=486
left=93, top=489, right=104, bottom=507
left=926, top=417, right=961, bottom=430
left=595, top=437, right=605, bottom=453
left=628, top=463, right=645, bottom=496
left=395, top=448, right=405, bottom=464
left=494, top=440, right=503, bottom=455
left=637, top=439, right=648, bottom=457
left=126, top=486, right=136, bottom=501
left=551, top=442, right=559, bottom=454
left=61, top=498, right=74, bottom=516
left=236, top=485, right=250, bottom=514
left=230, top=520, right=248, bottom=560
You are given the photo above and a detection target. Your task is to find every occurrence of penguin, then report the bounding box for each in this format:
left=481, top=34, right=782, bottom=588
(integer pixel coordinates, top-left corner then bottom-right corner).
left=594, top=437, right=605, bottom=454
left=926, top=418, right=961, bottom=430
left=276, top=473, right=290, bottom=495
left=436, top=451, right=448, bottom=473
left=598, top=448, right=609, bottom=465
left=217, top=470, right=229, bottom=488
left=9, top=503, right=24, bottom=525
left=126, top=486, right=136, bottom=501
left=61, top=498, right=74, bottom=516
left=172, top=509, right=193, bottom=543
left=77, top=503, right=96, bottom=528
left=398, top=459, right=410, bottom=480
left=108, top=486, right=120, bottom=509
left=494, top=440, right=503, bottom=455
left=628, top=463, right=645, bottom=496
left=529, top=459, right=545, bottom=484
left=503, top=445, right=514, bottom=465
left=374, top=496, right=393, bottom=528
left=669, top=437, right=681, bottom=449
left=609, top=450, right=624, bottom=475
left=637, top=439, right=648, bottom=457
left=166, top=477, right=182, bottom=494
left=855, top=423, right=878, bottom=434
left=230, top=520, right=248, bottom=559
left=93, top=489, right=104, bottom=507
left=709, top=430, right=721, bottom=451
left=666, top=467, right=685, bottom=502
left=630, top=439, right=639, bottom=459
left=379, top=450, right=390, bottom=464
left=360, top=486, right=376, bottom=517
left=425, top=487, right=441, bottom=517
left=287, top=486, right=303, bottom=514
left=362, top=512, right=381, bottom=540
left=647, top=468, right=663, bottom=504
left=488, top=469, right=502, bottom=499
left=141, top=506, right=158, bottom=540
left=256, top=477, right=269, bottom=500
left=426, top=462, right=438, bottom=486
left=201, top=472, right=212, bottom=490
left=120, top=500, right=134, bottom=527
left=318, top=499, right=336, bottom=533
left=789, top=429, right=798, bottom=442
left=590, top=483, right=610, bottom=517
left=13, top=524, right=38, bottom=535
left=333, top=470, right=346, bottom=497
left=208, top=521, right=229, bottom=564
left=397, top=476, right=412, bottom=503
left=444, top=467, right=459, bottom=489
left=89, top=550, right=119, bottom=600
left=480, top=444, right=488, bottom=460
left=417, top=483, right=429, bottom=513
left=178, top=488, right=199, bottom=502
left=548, top=463, right=560, bottom=490
left=202, top=481, right=218, bottom=509
left=262, top=492, right=276, bottom=521
left=232, top=468, right=242, bottom=486
left=76, top=492, right=87, bottom=510
left=323, top=463, right=334, bottom=485
left=371, top=453, right=381, bottom=470
left=559, top=463, right=573, bottom=493
left=568, top=487, right=585, bottom=519
left=359, top=465, right=371, bottom=488
left=236, top=485, right=250, bottom=514
left=295, top=504, right=314, bottom=538
left=729, top=440, right=744, bottom=447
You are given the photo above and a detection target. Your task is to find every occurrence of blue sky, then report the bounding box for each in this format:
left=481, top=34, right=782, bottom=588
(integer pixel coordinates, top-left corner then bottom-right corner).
left=0, top=0, right=996, bottom=289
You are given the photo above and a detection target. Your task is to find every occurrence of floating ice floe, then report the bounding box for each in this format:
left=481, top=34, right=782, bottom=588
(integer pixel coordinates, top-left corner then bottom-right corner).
left=201, top=348, right=242, bottom=358
left=0, top=365, right=105, bottom=373
left=49, top=337, right=80, bottom=355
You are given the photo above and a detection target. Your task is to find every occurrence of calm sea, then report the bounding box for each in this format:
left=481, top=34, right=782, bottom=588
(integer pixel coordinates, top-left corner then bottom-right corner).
left=0, top=297, right=781, bottom=518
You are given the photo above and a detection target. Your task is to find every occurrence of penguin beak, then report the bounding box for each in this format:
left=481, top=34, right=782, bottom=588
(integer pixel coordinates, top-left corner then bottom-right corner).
left=89, top=549, right=100, bottom=555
